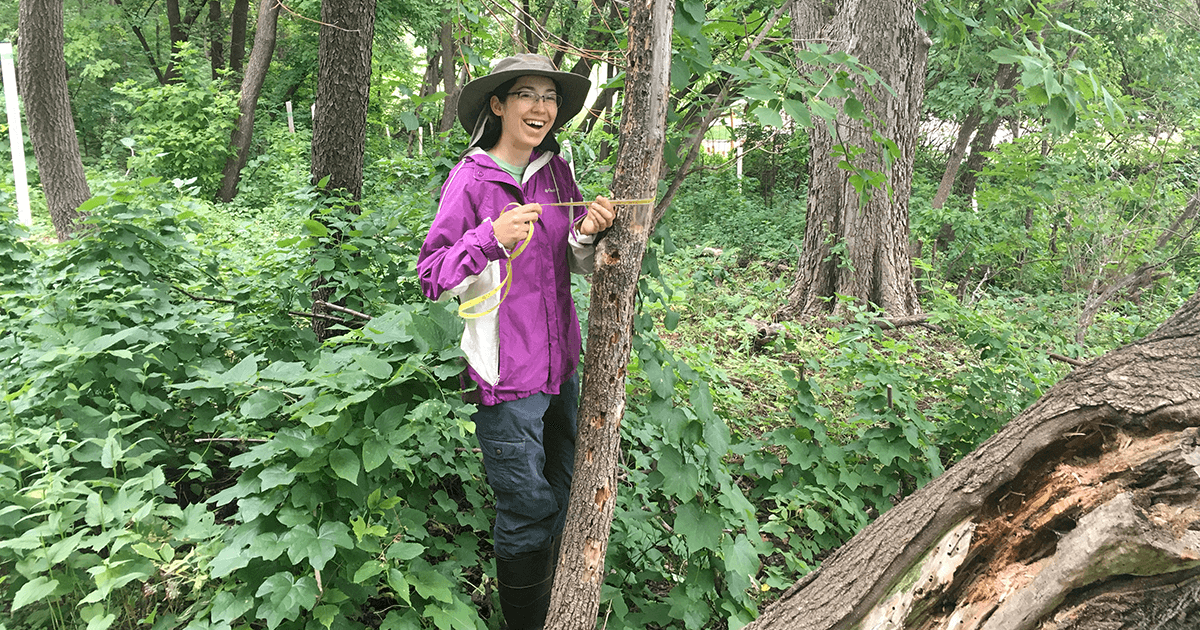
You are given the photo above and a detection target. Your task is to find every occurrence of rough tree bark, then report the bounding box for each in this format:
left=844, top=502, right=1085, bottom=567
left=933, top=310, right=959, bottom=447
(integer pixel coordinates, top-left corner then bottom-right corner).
left=228, top=0, right=249, bottom=74
left=309, top=0, right=376, bottom=339
left=545, top=0, right=673, bottom=626
left=216, top=0, right=280, bottom=203
left=208, top=0, right=225, bottom=80
left=748, top=286, right=1200, bottom=630
left=776, top=0, right=929, bottom=321
left=436, top=21, right=461, bottom=134
left=18, top=0, right=91, bottom=241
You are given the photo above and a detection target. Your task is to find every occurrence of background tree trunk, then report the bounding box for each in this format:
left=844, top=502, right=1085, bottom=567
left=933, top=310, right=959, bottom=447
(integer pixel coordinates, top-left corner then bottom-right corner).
left=228, top=0, right=249, bottom=74
left=436, top=21, right=461, bottom=134
left=216, top=0, right=280, bottom=203
left=776, top=0, right=929, bottom=321
left=545, top=0, right=674, bottom=626
left=208, top=0, right=225, bottom=80
left=931, top=64, right=1019, bottom=212
left=18, top=0, right=91, bottom=241
left=747, top=287, right=1200, bottom=630
left=309, top=0, right=376, bottom=339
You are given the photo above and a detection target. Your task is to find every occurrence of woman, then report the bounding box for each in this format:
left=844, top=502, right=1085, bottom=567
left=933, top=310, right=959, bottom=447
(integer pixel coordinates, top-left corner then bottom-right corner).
left=417, top=54, right=615, bottom=629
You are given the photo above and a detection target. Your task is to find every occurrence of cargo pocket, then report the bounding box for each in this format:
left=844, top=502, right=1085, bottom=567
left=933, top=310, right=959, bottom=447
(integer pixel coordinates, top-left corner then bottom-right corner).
left=476, top=434, right=548, bottom=520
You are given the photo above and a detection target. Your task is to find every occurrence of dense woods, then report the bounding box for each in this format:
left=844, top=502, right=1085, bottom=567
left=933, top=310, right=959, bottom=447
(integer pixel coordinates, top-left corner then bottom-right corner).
left=0, top=0, right=1198, bottom=629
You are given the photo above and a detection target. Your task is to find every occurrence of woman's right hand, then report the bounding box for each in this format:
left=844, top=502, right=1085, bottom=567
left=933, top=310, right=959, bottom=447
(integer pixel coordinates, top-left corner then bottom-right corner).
left=493, top=203, right=543, bottom=250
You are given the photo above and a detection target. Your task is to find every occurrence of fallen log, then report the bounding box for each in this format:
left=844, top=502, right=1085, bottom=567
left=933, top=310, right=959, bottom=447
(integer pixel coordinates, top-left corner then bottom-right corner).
left=748, top=288, right=1200, bottom=630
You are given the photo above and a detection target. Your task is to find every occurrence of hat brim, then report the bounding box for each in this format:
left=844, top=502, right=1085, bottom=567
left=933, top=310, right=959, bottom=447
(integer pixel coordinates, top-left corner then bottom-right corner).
left=457, top=67, right=592, bottom=136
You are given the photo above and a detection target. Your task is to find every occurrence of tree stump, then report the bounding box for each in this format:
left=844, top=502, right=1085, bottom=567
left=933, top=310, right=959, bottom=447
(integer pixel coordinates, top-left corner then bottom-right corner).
left=748, top=289, right=1200, bottom=630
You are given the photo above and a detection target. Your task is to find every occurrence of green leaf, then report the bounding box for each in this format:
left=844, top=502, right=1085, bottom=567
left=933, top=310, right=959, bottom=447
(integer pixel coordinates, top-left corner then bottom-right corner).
left=363, top=437, right=388, bottom=473
left=674, top=502, right=723, bottom=553
left=658, top=447, right=701, bottom=500
left=782, top=98, right=812, bottom=128
left=721, top=534, right=760, bottom=595
left=241, top=390, right=287, bottom=419
left=259, top=464, right=296, bottom=491
left=752, top=106, right=785, bottom=128
left=410, top=563, right=454, bottom=603
left=354, top=354, right=393, bottom=380
left=353, top=560, right=386, bottom=583
left=329, top=449, right=361, bottom=485
left=386, top=541, right=425, bottom=561
left=426, top=596, right=479, bottom=629
left=303, top=219, right=329, bottom=237
left=224, top=355, right=260, bottom=386
left=211, top=588, right=255, bottom=623
left=12, top=576, right=58, bottom=611
left=843, top=97, right=864, bottom=120
left=282, top=521, right=353, bottom=571
left=255, top=572, right=319, bottom=629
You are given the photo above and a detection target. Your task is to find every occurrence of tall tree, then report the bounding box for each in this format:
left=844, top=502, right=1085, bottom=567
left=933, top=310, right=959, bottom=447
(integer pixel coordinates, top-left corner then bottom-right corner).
left=216, top=0, right=281, bottom=202
left=776, top=0, right=930, bottom=321
left=746, top=284, right=1200, bottom=630
left=435, top=20, right=461, bottom=133
left=545, top=0, right=674, bottom=626
left=309, top=0, right=377, bottom=338
left=208, top=0, right=225, bottom=80
left=18, top=0, right=91, bottom=241
left=228, top=0, right=250, bottom=74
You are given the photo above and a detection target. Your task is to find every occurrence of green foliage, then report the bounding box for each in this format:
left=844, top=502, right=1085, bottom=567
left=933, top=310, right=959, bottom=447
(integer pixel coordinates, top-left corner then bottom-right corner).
left=111, top=45, right=238, bottom=199
left=664, top=167, right=805, bottom=260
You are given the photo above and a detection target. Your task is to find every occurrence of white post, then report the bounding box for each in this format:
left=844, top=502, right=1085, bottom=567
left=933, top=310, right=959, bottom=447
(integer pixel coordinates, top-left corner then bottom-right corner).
left=286, top=100, right=295, bottom=133
left=1, top=42, right=31, bottom=227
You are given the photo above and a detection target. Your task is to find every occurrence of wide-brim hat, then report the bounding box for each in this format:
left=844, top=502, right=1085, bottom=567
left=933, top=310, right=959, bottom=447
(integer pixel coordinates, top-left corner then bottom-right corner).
left=457, top=54, right=592, bottom=135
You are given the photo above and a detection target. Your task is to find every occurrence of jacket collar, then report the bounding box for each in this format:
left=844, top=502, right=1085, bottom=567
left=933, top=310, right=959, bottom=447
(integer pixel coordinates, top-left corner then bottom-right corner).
left=464, top=147, right=555, bottom=186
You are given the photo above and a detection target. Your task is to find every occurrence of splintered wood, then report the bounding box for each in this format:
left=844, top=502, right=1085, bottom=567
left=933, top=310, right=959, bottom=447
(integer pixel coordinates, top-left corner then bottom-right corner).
left=855, top=427, right=1200, bottom=630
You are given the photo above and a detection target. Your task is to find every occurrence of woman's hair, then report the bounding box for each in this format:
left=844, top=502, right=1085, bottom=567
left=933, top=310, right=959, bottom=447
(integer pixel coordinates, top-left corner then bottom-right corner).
left=471, top=76, right=562, bottom=155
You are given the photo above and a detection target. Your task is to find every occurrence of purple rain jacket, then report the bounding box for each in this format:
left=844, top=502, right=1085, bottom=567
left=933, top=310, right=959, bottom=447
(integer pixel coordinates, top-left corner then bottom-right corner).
left=418, top=148, right=597, bottom=405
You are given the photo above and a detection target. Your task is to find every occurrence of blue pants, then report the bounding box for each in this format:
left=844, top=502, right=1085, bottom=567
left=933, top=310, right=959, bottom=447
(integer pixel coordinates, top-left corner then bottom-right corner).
left=473, top=375, right=578, bottom=560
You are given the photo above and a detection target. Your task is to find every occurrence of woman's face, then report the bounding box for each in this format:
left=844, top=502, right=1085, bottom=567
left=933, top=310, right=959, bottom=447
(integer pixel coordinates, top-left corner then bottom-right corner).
left=490, top=75, right=559, bottom=153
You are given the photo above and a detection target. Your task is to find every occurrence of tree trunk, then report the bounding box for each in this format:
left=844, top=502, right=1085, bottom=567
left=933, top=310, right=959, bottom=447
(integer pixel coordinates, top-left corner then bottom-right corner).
left=208, top=0, right=225, bottom=80
left=931, top=64, right=1019, bottom=211
left=309, top=0, right=376, bottom=339
left=545, top=0, right=674, bottom=626
left=776, top=0, right=929, bottom=321
left=229, top=0, right=249, bottom=74
left=18, top=0, right=91, bottom=241
left=436, top=21, right=461, bottom=134
left=216, top=0, right=280, bottom=203
left=747, top=287, right=1200, bottom=630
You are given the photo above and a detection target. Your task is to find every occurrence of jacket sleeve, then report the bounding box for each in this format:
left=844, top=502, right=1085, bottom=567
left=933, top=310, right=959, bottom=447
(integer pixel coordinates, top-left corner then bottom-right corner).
left=418, top=163, right=509, bottom=301
left=562, top=161, right=598, bottom=275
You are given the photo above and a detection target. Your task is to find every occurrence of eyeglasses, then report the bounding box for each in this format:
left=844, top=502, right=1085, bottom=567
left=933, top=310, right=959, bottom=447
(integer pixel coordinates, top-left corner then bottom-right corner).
left=507, top=90, right=562, bottom=108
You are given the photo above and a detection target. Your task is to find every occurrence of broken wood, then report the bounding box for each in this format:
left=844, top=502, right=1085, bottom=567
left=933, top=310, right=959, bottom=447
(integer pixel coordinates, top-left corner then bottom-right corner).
left=747, top=287, right=1200, bottom=630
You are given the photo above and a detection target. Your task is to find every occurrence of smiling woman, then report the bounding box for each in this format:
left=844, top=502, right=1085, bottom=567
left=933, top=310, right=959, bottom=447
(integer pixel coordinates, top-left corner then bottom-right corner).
left=415, top=53, right=614, bottom=630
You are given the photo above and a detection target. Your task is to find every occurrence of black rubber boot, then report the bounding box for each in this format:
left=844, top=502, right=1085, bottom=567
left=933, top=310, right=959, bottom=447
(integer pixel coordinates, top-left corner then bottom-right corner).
left=497, top=545, right=554, bottom=630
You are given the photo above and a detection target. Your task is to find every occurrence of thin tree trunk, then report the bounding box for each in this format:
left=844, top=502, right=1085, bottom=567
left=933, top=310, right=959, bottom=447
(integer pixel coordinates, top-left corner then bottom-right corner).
left=777, top=0, right=928, bottom=321
left=436, top=21, right=461, bottom=134
left=216, top=0, right=280, bottom=203
left=931, top=64, right=1018, bottom=210
left=545, top=0, right=674, bottom=626
left=18, top=0, right=91, bottom=241
left=748, top=286, right=1200, bottom=630
left=208, top=0, right=225, bottom=80
left=229, top=0, right=249, bottom=74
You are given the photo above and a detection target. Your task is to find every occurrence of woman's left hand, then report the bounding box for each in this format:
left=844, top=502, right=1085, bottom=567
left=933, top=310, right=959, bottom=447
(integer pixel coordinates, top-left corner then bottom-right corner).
left=578, top=196, right=616, bottom=236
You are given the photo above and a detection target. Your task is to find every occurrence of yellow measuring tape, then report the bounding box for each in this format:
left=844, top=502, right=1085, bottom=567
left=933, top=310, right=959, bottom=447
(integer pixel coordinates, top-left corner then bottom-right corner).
left=457, top=197, right=655, bottom=319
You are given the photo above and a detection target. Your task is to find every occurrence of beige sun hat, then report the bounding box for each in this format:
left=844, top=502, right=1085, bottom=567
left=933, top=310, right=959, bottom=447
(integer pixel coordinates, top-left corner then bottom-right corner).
left=457, top=53, right=592, bottom=144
